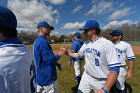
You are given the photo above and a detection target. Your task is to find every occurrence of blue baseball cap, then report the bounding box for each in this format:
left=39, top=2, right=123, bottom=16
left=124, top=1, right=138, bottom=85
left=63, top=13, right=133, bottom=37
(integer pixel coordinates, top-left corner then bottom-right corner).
left=0, top=5, right=17, bottom=30
left=37, top=21, right=54, bottom=30
left=73, top=32, right=80, bottom=37
left=79, top=20, right=99, bottom=30
left=110, top=29, right=123, bottom=36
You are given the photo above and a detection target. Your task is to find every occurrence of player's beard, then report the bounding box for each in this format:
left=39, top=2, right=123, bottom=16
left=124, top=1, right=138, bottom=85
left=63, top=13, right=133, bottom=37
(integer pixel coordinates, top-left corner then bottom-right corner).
left=84, top=34, right=90, bottom=40
left=87, top=35, right=92, bottom=40
left=84, top=31, right=93, bottom=40
left=111, top=37, right=119, bottom=43
left=45, top=30, right=51, bottom=36
left=87, top=32, right=95, bottom=41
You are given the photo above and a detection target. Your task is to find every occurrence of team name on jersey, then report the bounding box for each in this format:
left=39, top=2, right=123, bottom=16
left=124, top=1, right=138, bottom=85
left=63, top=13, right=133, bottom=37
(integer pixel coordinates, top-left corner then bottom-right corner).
left=116, top=48, right=126, bottom=54
left=83, top=48, right=100, bottom=57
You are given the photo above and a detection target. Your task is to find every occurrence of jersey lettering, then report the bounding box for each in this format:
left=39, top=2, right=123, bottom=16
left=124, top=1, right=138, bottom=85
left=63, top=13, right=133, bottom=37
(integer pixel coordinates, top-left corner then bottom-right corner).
left=84, top=48, right=100, bottom=57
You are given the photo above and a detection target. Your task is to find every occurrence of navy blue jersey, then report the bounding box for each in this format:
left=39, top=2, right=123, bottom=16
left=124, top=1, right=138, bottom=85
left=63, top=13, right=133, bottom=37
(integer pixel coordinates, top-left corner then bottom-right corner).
left=33, top=35, right=60, bottom=86
left=70, top=39, right=83, bottom=62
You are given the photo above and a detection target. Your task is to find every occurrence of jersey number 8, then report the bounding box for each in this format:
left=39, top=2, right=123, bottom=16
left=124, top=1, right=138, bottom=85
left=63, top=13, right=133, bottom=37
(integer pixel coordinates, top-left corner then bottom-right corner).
left=95, top=59, right=99, bottom=66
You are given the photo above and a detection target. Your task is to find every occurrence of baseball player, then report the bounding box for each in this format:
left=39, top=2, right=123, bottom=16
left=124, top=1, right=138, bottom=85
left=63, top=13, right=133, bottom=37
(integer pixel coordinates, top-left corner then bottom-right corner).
left=109, top=29, right=135, bottom=93
left=0, top=6, right=36, bottom=93
left=33, top=21, right=66, bottom=93
left=66, top=20, right=121, bottom=93
left=69, top=32, right=83, bottom=85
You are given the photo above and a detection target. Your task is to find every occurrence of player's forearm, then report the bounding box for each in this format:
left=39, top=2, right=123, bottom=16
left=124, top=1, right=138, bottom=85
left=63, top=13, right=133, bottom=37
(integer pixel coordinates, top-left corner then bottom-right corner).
left=128, top=61, right=135, bottom=69
left=126, top=61, right=135, bottom=79
left=67, top=52, right=78, bottom=58
left=103, top=71, right=118, bottom=91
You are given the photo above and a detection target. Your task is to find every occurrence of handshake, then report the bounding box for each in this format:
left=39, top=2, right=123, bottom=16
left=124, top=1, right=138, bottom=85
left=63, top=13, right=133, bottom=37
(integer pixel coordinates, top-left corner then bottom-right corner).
left=58, top=46, right=69, bottom=56
left=57, top=46, right=78, bottom=71
left=58, top=46, right=78, bottom=58
left=56, top=46, right=69, bottom=71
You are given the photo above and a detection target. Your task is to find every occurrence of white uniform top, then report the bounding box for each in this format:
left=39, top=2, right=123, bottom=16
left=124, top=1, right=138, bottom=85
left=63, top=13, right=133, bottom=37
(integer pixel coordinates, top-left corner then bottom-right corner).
left=114, top=41, right=135, bottom=66
left=78, top=37, right=120, bottom=78
left=0, top=44, right=36, bottom=93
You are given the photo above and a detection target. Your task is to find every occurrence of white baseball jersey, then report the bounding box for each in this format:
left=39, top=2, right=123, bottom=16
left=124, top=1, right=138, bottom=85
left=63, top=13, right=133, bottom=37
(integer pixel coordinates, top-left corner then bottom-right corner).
left=0, top=44, right=36, bottom=93
left=78, top=37, right=121, bottom=78
left=114, top=41, right=135, bottom=66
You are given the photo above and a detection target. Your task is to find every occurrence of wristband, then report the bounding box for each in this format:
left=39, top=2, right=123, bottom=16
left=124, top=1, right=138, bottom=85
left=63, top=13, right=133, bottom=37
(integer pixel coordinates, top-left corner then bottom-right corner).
left=102, top=87, right=109, bottom=93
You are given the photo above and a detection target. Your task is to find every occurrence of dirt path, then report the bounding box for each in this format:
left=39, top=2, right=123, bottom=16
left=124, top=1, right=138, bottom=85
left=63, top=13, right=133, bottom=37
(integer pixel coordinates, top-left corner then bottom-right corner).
left=132, top=46, right=140, bottom=54
left=53, top=44, right=140, bottom=55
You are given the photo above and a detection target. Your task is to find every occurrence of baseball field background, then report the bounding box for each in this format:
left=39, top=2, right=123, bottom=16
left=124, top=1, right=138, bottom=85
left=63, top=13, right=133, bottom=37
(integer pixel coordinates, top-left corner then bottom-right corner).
left=28, top=44, right=140, bottom=93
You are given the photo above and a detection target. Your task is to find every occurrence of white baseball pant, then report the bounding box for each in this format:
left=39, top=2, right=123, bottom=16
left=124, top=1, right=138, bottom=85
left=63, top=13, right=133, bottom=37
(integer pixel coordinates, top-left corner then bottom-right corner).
left=37, top=80, right=58, bottom=93
left=74, top=61, right=82, bottom=77
left=77, top=71, right=106, bottom=93
left=116, top=66, right=126, bottom=90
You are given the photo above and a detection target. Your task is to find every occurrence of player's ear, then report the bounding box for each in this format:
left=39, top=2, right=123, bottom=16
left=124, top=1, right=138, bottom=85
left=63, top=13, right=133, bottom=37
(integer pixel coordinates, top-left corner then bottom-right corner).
left=39, top=27, right=46, bottom=34
left=0, top=32, right=5, bottom=40
left=119, top=35, right=122, bottom=39
left=119, top=35, right=123, bottom=40
left=38, top=27, right=42, bottom=33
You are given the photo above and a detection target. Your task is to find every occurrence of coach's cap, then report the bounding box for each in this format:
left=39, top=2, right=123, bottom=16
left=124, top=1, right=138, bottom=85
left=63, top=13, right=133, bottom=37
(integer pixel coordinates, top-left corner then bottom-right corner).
left=73, top=32, right=80, bottom=37
left=110, top=29, right=123, bottom=36
left=79, top=20, right=99, bottom=30
left=0, top=5, right=17, bottom=30
left=37, top=21, right=54, bottom=30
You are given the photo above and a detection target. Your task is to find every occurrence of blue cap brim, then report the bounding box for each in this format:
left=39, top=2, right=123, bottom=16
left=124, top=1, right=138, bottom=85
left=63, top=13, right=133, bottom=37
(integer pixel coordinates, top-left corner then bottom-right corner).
left=50, top=26, right=54, bottom=30
left=109, top=33, right=122, bottom=35
left=79, top=26, right=90, bottom=31
left=109, top=33, right=114, bottom=35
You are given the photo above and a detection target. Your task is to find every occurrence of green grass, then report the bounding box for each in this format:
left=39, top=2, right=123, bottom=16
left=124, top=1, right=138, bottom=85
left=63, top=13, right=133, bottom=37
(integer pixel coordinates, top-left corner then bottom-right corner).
left=57, top=55, right=79, bottom=93
left=57, top=55, right=140, bottom=93
left=125, top=55, right=140, bottom=93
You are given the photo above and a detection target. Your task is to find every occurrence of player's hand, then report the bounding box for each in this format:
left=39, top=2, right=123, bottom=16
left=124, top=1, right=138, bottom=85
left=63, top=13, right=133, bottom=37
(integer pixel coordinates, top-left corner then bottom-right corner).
left=58, top=46, right=67, bottom=56
left=56, top=63, right=62, bottom=71
left=61, top=46, right=67, bottom=54
left=96, top=89, right=104, bottom=93
left=65, top=49, right=71, bottom=56
left=126, top=69, right=133, bottom=79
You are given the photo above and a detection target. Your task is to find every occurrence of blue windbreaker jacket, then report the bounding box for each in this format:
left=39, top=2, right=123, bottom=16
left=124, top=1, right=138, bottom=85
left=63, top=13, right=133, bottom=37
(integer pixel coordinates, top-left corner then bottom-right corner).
left=33, top=35, right=60, bottom=86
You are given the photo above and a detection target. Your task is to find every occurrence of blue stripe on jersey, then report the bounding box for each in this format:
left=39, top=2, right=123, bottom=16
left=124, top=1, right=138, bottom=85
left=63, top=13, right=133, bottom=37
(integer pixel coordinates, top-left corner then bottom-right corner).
left=0, top=38, right=23, bottom=48
left=108, top=63, right=121, bottom=67
left=0, top=44, right=24, bottom=48
left=109, top=66, right=120, bottom=74
left=128, top=56, right=135, bottom=59
left=128, top=58, right=135, bottom=62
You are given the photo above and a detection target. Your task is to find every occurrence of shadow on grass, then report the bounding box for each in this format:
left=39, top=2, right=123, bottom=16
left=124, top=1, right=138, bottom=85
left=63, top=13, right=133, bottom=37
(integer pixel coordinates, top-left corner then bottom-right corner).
left=125, top=83, right=133, bottom=93
left=71, top=85, right=78, bottom=93
left=70, top=82, right=133, bottom=93
left=110, top=82, right=133, bottom=93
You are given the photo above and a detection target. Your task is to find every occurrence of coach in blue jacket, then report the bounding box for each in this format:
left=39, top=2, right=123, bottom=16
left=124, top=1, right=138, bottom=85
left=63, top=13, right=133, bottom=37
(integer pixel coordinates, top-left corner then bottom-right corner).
left=33, top=21, right=66, bottom=93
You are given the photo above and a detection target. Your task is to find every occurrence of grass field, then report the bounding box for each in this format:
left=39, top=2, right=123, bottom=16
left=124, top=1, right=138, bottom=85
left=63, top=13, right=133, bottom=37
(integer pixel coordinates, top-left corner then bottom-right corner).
left=28, top=44, right=140, bottom=93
